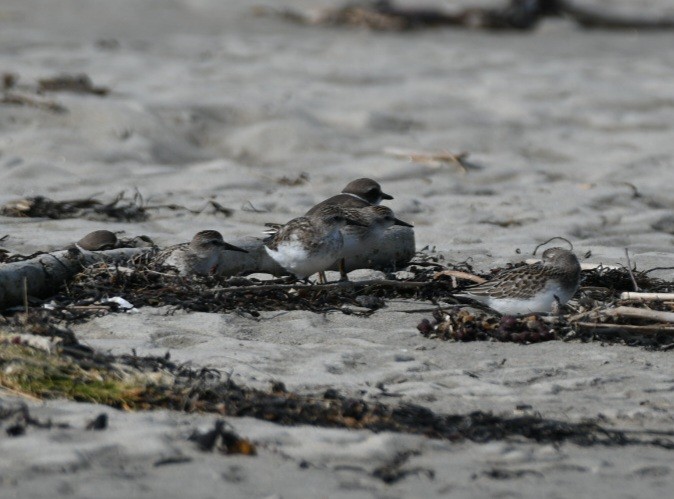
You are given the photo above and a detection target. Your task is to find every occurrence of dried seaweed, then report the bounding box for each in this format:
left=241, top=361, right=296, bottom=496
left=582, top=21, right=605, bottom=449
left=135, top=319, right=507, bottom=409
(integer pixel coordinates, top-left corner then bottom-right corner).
left=0, top=192, right=147, bottom=222
left=0, top=191, right=235, bottom=222
left=2, top=324, right=672, bottom=450
left=258, top=0, right=674, bottom=32
left=52, top=258, right=451, bottom=318
left=38, top=74, right=109, bottom=96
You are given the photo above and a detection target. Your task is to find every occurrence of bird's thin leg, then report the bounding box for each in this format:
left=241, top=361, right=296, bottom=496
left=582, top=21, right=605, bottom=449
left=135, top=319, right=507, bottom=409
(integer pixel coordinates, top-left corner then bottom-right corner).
left=339, top=258, right=349, bottom=282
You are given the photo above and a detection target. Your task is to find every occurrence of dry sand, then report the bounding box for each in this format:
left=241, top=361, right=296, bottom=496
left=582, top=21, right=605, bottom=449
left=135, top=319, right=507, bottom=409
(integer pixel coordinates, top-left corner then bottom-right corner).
left=1, top=0, right=674, bottom=497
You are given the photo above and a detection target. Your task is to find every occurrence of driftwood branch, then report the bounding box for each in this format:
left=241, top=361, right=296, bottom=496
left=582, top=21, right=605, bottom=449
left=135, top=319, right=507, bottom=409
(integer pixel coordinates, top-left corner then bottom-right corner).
left=566, top=306, right=674, bottom=324
left=573, top=322, right=674, bottom=336
left=605, top=306, right=674, bottom=323
left=0, top=247, right=151, bottom=309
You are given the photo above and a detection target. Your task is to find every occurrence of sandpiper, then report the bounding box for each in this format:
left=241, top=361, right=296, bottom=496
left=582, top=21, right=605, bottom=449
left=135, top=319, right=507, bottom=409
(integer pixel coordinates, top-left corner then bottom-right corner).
left=76, top=230, right=118, bottom=251
left=305, top=178, right=393, bottom=215
left=455, top=247, right=581, bottom=315
left=154, top=230, right=247, bottom=276
left=264, top=205, right=366, bottom=281
left=339, top=205, right=413, bottom=276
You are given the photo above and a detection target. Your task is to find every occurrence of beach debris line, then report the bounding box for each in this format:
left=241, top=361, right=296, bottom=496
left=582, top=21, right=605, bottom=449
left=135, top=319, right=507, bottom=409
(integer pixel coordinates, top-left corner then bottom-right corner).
left=1, top=324, right=672, bottom=450
left=258, top=0, right=674, bottom=31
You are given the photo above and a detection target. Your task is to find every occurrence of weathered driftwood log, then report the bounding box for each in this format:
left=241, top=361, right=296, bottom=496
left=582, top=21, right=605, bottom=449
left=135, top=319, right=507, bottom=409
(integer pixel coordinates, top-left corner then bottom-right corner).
left=0, top=227, right=415, bottom=308
left=605, top=306, right=674, bottom=323
left=0, top=247, right=150, bottom=309
left=217, top=225, right=416, bottom=276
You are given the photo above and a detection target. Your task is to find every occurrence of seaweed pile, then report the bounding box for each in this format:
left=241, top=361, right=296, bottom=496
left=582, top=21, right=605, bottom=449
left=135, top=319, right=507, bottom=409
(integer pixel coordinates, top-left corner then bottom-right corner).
left=258, top=0, right=674, bottom=32
left=0, top=191, right=234, bottom=222
left=51, top=256, right=451, bottom=318
left=1, top=317, right=672, bottom=450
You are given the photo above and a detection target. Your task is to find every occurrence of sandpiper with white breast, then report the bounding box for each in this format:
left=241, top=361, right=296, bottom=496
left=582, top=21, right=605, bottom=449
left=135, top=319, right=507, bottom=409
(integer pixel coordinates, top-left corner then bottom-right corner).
left=264, top=205, right=366, bottom=282
left=455, top=247, right=581, bottom=315
left=154, top=230, right=248, bottom=276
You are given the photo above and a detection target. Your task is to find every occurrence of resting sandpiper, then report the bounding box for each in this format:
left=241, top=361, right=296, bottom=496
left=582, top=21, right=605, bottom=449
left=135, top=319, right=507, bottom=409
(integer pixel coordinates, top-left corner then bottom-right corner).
left=456, top=247, right=581, bottom=315
left=155, top=230, right=247, bottom=276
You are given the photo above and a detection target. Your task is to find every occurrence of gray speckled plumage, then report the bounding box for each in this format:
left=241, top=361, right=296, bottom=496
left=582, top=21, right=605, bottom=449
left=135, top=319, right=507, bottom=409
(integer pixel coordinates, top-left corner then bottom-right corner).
left=154, top=230, right=247, bottom=276
left=457, top=247, right=581, bottom=314
left=264, top=205, right=365, bottom=279
left=340, top=205, right=413, bottom=259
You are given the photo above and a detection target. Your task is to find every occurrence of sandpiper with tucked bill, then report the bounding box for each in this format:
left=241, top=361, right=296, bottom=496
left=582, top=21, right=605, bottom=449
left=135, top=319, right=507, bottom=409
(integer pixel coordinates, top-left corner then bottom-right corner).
left=455, top=247, right=581, bottom=315
left=340, top=205, right=413, bottom=272
left=153, top=230, right=248, bottom=276
left=264, top=205, right=367, bottom=282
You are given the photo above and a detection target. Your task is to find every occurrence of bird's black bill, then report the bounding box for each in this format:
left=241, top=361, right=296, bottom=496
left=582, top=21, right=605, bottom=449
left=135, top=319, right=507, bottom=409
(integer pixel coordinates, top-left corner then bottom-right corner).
left=222, top=242, right=249, bottom=253
left=345, top=218, right=368, bottom=227
left=381, top=192, right=394, bottom=200
left=393, top=217, right=413, bottom=227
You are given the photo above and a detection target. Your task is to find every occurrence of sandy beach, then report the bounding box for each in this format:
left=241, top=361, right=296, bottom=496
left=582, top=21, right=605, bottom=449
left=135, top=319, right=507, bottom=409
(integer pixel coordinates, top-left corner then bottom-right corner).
left=1, top=0, right=674, bottom=497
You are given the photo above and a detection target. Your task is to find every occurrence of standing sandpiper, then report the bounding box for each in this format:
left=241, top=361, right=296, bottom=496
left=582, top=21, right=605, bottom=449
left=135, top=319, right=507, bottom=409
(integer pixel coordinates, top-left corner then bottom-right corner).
left=306, top=178, right=393, bottom=215
left=154, top=230, right=247, bottom=276
left=264, top=205, right=366, bottom=281
left=455, top=247, right=581, bottom=315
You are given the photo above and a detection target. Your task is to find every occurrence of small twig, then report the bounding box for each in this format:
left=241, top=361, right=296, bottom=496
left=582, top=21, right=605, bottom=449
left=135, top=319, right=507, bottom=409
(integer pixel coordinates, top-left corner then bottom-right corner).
left=620, top=292, right=674, bottom=301
left=433, top=270, right=486, bottom=284
left=241, top=201, right=267, bottom=213
left=624, top=248, right=640, bottom=292
left=383, top=147, right=480, bottom=172
left=214, top=279, right=431, bottom=294
left=532, top=237, right=573, bottom=255
left=573, top=322, right=674, bottom=335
